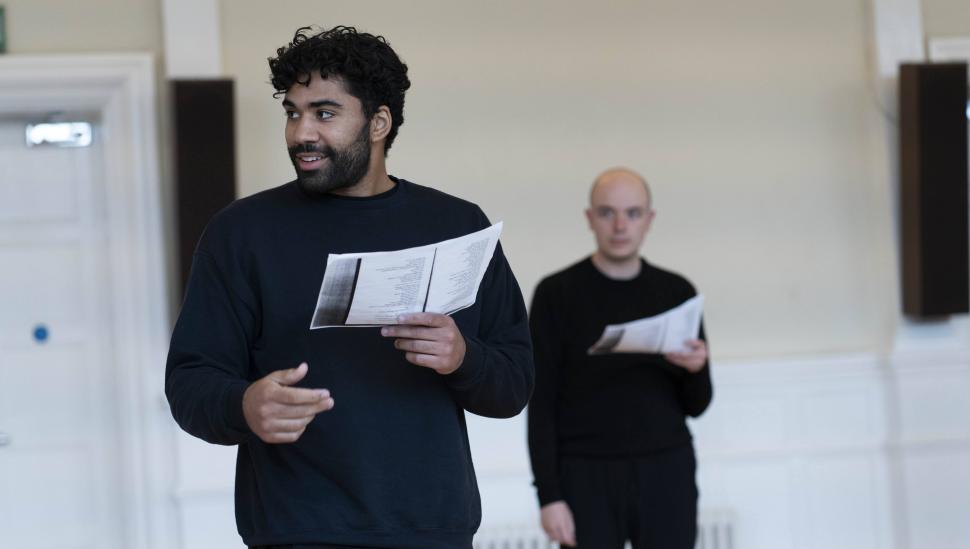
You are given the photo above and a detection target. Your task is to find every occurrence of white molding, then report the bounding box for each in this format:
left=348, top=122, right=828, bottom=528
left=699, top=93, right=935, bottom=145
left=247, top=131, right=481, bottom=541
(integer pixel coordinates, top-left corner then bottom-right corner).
left=928, top=36, right=970, bottom=62
left=871, top=0, right=926, bottom=68
left=707, top=352, right=882, bottom=381
left=161, top=0, right=222, bottom=78
left=867, top=0, right=926, bottom=116
left=0, top=54, right=177, bottom=549
left=712, top=349, right=970, bottom=378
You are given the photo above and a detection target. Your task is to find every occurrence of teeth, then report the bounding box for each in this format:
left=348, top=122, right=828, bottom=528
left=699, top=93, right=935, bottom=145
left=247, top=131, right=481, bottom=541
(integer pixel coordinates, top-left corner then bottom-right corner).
left=301, top=156, right=321, bottom=162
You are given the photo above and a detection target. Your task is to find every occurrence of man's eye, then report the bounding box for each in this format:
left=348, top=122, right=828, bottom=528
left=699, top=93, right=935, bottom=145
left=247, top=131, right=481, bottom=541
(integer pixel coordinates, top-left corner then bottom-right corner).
left=627, top=209, right=643, bottom=219
left=597, top=208, right=614, bottom=218
left=284, top=111, right=298, bottom=120
left=317, top=111, right=334, bottom=119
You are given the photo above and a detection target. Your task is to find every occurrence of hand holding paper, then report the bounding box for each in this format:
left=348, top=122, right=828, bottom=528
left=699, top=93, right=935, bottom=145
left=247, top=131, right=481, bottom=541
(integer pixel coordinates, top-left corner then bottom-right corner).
left=665, top=338, right=708, bottom=373
left=381, top=312, right=466, bottom=374
left=587, top=295, right=705, bottom=355
left=309, top=223, right=502, bottom=328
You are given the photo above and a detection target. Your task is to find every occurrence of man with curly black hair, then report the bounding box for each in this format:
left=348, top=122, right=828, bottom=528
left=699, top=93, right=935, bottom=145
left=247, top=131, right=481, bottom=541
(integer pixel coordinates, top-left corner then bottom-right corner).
left=166, top=26, right=534, bottom=549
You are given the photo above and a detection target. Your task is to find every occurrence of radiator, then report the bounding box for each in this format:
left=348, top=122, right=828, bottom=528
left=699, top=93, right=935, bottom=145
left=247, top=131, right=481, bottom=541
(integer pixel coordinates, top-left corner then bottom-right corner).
left=472, top=524, right=555, bottom=549
left=473, top=510, right=735, bottom=549
left=695, top=509, right=736, bottom=549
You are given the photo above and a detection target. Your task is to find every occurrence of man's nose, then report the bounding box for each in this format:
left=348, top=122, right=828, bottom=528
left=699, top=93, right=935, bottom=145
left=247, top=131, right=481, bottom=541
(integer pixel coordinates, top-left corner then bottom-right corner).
left=613, top=215, right=627, bottom=232
left=295, top=117, right=320, bottom=143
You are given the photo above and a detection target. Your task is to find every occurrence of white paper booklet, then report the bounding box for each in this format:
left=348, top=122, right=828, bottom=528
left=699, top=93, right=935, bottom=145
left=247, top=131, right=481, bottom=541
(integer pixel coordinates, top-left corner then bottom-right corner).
left=587, top=294, right=704, bottom=355
left=309, top=222, right=503, bottom=328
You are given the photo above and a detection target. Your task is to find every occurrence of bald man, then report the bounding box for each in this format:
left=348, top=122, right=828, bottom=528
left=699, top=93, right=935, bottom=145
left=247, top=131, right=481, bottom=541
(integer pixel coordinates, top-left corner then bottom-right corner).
left=527, top=168, right=713, bottom=549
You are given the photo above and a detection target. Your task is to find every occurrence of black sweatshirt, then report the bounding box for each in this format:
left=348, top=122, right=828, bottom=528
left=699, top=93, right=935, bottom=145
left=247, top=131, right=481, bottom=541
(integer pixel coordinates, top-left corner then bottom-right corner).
left=165, top=178, right=534, bottom=548
left=527, top=258, right=712, bottom=506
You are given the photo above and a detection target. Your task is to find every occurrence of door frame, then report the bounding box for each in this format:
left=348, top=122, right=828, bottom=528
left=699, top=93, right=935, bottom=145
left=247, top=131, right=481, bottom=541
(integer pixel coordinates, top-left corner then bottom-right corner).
left=0, top=54, right=176, bottom=549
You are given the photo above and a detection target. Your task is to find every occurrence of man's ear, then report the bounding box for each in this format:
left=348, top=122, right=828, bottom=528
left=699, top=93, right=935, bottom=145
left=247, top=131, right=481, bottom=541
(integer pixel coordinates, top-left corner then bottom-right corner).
left=643, top=209, right=656, bottom=232
left=370, top=106, right=392, bottom=143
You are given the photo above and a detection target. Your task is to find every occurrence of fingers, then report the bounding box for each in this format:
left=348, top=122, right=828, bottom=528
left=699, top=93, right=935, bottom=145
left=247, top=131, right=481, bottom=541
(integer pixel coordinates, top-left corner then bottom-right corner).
left=670, top=341, right=703, bottom=355
left=541, top=523, right=559, bottom=542
left=562, top=516, right=576, bottom=546
left=263, top=385, right=333, bottom=417
left=272, top=397, right=335, bottom=418
left=249, top=392, right=334, bottom=421
left=395, top=312, right=450, bottom=327
left=274, top=386, right=331, bottom=405
left=248, top=397, right=335, bottom=444
left=381, top=324, right=440, bottom=341
left=546, top=518, right=575, bottom=546
left=402, top=352, right=445, bottom=369
left=397, top=344, right=454, bottom=369
left=392, top=337, right=445, bottom=355
left=541, top=501, right=576, bottom=546
left=259, top=427, right=307, bottom=444
left=243, top=362, right=336, bottom=444
left=665, top=350, right=707, bottom=373
left=382, top=315, right=465, bottom=375
left=399, top=345, right=464, bottom=375
left=666, top=352, right=695, bottom=364
left=268, top=362, right=309, bottom=386
left=683, top=339, right=708, bottom=359
left=667, top=340, right=707, bottom=361
left=555, top=504, right=576, bottom=546
left=261, top=416, right=315, bottom=434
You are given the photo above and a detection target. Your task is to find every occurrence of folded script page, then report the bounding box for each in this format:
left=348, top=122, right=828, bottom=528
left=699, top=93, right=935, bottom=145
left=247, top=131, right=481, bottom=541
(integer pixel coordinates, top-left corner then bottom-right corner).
left=587, top=294, right=704, bottom=355
left=309, top=223, right=503, bottom=328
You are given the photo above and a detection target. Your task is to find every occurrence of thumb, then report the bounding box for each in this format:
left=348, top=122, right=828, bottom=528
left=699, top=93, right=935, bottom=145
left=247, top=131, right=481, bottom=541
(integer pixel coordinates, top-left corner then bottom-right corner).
left=269, top=362, right=308, bottom=386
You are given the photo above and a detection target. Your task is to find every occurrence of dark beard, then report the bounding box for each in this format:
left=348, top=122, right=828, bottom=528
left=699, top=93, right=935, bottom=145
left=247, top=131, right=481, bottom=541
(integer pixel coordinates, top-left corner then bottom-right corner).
left=290, top=123, right=371, bottom=196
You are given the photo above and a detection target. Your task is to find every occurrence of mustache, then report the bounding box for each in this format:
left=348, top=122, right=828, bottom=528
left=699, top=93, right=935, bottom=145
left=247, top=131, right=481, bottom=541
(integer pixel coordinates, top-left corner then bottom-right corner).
left=288, top=144, right=334, bottom=157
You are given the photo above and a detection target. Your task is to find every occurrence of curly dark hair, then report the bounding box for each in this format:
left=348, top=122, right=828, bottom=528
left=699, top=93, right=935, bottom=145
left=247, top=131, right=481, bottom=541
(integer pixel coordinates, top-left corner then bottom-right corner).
left=269, top=26, right=411, bottom=154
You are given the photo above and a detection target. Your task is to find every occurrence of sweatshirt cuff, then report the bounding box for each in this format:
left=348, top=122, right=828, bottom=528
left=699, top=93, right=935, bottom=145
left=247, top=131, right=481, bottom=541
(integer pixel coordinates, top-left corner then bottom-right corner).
left=223, top=380, right=252, bottom=436
left=445, top=335, right=486, bottom=390
left=537, top=484, right=564, bottom=507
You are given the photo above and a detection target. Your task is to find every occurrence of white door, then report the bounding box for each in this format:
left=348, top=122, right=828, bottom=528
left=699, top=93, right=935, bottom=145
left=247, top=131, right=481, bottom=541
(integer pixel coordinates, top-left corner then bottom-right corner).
left=0, top=118, right=124, bottom=548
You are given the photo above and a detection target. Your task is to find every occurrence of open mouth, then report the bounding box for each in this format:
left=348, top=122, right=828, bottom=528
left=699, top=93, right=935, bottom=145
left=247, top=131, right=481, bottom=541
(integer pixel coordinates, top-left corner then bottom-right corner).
left=296, top=154, right=327, bottom=171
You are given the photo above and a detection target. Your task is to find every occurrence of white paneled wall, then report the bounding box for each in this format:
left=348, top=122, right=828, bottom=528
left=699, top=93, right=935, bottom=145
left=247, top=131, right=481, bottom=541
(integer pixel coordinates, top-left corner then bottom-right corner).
left=174, top=437, right=237, bottom=548
left=173, top=351, right=970, bottom=549
left=690, top=356, right=896, bottom=549
left=893, top=347, right=970, bottom=549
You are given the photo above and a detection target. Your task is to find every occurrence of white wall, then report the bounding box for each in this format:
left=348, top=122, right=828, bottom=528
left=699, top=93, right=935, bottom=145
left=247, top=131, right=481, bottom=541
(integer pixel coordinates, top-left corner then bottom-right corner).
left=0, top=0, right=162, bottom=54
left=922, top=0, right=970, bottom=38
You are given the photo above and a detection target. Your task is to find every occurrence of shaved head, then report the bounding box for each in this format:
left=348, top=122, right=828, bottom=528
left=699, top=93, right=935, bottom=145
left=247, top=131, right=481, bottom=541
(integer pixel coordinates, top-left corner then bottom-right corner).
left=585, top=167, right=656, bottom=276
left=590, top=167, right=652, bottom=210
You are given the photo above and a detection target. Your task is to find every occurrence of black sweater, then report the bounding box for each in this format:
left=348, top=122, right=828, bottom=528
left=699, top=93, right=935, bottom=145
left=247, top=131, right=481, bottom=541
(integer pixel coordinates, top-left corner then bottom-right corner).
left=527, top=258, right=712, bottom=506
left=165, top=178, right=534, bottom=548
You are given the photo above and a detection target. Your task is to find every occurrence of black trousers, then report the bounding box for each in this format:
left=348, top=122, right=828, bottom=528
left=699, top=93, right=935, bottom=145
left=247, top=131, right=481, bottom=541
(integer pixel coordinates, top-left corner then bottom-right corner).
left=560, top=444, right=698, bottom=549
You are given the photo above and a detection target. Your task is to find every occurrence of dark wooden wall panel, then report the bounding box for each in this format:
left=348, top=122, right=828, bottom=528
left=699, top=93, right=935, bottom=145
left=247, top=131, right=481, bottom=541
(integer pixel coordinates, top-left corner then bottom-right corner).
left=899, top=63, right=969, bottom=317
left=173, top=79, right=237, bottom=297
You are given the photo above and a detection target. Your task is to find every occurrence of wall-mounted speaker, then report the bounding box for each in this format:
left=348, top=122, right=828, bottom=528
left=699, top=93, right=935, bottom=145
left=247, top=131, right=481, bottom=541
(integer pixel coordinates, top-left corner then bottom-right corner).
left=899, top=62, right=969, bottom=317
left=172, top=79, right=237, bottom=298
